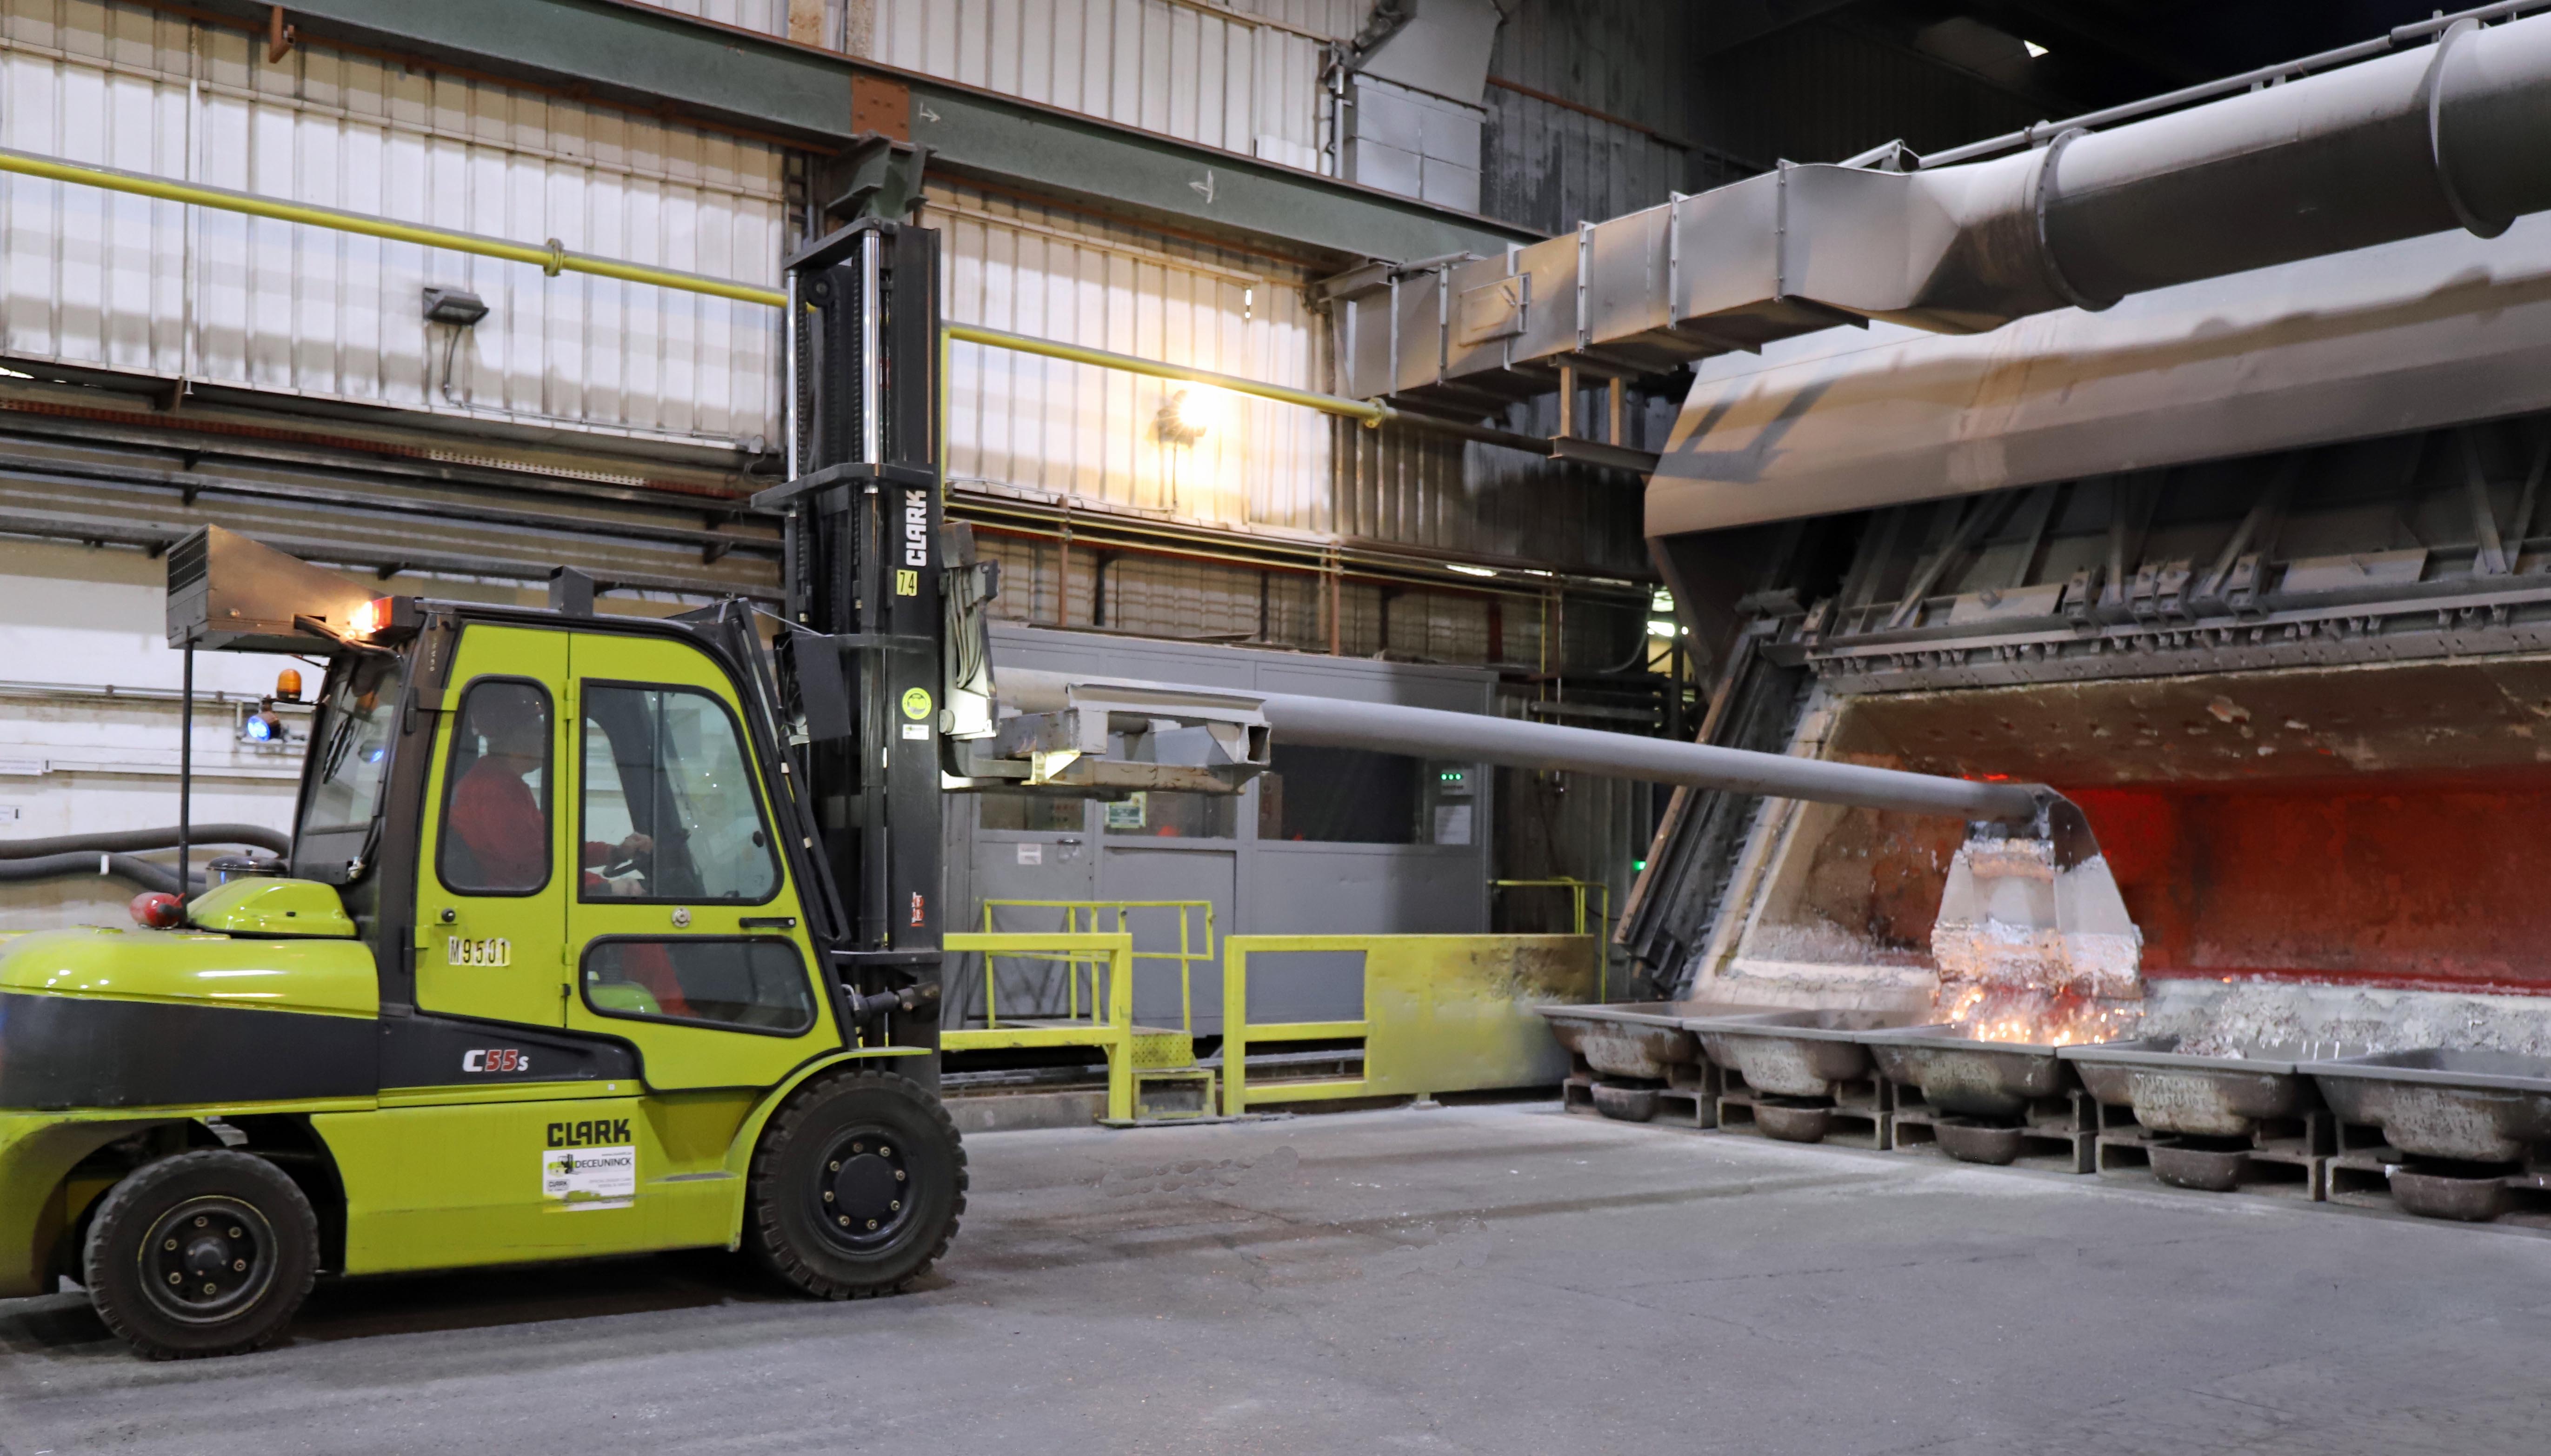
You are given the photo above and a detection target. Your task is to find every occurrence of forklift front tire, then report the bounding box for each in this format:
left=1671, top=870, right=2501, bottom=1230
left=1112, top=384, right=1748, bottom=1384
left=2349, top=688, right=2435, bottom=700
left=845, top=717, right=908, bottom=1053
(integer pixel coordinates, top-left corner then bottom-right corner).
left=747, top=1070, right=966, bottom=1299
left=82, top=1149, right=320, bottom=1360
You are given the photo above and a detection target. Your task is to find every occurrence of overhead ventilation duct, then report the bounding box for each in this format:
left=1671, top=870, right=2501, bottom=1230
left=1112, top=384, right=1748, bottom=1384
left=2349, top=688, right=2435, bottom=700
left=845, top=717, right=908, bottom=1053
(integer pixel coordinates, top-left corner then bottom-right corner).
left=1331, top=8, right=2551, bottom=414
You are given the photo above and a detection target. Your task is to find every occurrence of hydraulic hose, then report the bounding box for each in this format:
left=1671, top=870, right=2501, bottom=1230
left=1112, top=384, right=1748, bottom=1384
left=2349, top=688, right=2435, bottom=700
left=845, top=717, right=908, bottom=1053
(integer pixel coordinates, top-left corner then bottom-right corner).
left=0, top=852, right=199, bottom=894
left=0, top=824, right=289, bottom=859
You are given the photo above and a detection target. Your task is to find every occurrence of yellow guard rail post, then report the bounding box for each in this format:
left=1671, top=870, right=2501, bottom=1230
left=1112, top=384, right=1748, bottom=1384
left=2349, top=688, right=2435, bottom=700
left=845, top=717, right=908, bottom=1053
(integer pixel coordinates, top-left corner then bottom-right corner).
left=979, top=898, right=1215, bottom=1036
left=1491, top=878, right=1615, bottom=1001
left=940, top=931, right=1137, bottom=1120
left=1220, top=934, right=1600, bottom=1115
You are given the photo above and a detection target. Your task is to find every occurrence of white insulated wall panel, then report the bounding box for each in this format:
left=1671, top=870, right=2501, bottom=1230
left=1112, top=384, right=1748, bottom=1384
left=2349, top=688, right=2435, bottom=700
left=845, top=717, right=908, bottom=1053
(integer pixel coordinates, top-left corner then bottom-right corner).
left=641, top=0, right=793, bottom=37
left=652, top=0, right=1365, bottom=44
left=0, top=0, right=782, bottom=447
left=873, top=0, right=1326, bottom=170
left=939, top=182, right=1329, bottom=534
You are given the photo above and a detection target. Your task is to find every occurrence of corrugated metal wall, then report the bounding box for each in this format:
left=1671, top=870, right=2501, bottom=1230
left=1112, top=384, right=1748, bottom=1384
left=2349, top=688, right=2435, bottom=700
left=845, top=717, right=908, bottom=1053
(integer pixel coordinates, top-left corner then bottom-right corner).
left=1495, top=764, right=1654, bottom=958
left=1482, top=87, right=1689, bottom=235
left=653, top=0, right=1347, bottom=172
left=643, top=0, right=789, bottom=35
left=653, top=0, right=1365, bottom=44
left=868, top=0, right=1331, bottom=170
left=970, top=522, right=1641, bottom=668
left=1694, top=18, right=2044, bottom=167
left=937, top=178, right=1650, bottom=663
left=1330, top=416, right=1651, bottom=576
left=647, top=0, right=790, bottom=36
left=1481, top=0, right=1743, bottom=235
left=937, top=180, right=1327, bottom=532
left=0, top=0, right=784, bottom=447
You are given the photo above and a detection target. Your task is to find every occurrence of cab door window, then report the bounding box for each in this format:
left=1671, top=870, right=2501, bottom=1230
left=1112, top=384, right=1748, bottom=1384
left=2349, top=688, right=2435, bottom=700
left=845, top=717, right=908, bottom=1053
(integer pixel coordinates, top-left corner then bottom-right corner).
left=578, top=685, right=779, bottom=904
left=292, top=650, right=408, bottom=883
left=581, top=937, right=814, bottom=1033
left=437, top=679, right=554, bottom=894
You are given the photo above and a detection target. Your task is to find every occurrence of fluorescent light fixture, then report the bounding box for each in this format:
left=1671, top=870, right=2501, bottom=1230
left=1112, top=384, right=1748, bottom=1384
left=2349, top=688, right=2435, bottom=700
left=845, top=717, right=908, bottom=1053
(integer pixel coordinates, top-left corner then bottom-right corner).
left=2023, top=39, right=2048, bottom=58
left=1447, top=563, right=1498, bottom=578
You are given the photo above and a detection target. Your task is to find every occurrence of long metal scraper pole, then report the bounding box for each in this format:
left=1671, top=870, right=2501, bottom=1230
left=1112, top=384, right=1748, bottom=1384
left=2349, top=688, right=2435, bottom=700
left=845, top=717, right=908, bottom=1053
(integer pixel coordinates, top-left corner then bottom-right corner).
left=997, top=670, right=2042, bottom=823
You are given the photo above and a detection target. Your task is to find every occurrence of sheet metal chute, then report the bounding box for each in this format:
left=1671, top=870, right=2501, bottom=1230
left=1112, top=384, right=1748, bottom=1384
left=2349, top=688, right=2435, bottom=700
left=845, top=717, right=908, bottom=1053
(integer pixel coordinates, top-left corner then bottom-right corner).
left=953, top=676, right=1272, bottom=796
left=1329, top=7, right=2551, bottom=414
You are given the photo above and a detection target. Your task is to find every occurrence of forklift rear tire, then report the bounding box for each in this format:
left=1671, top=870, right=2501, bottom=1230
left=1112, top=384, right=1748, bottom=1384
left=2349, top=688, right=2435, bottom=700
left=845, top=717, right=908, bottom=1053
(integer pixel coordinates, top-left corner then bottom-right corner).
left=747, top=1070, right=966, bottom=1299
left=82, top=1149, right=320, bottom=1360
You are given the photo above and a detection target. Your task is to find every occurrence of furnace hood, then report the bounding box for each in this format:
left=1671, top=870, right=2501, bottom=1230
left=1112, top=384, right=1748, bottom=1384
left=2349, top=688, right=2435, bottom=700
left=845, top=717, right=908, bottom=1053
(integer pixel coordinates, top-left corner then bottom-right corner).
left=1645, top=214, right=2551, bottom=538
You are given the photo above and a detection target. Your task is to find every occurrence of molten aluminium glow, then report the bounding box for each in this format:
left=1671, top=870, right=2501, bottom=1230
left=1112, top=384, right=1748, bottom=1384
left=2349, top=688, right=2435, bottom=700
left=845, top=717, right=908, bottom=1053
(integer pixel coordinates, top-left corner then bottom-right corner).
left=1928, top=834, right=2146, bottom=1044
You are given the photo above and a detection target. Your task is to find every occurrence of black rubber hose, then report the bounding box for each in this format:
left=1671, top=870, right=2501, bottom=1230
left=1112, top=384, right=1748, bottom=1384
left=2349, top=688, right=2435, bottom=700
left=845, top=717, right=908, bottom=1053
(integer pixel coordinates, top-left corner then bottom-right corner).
left=0, top=852, right=199, bottom=894
left=0, top=824, right=289, bottom=859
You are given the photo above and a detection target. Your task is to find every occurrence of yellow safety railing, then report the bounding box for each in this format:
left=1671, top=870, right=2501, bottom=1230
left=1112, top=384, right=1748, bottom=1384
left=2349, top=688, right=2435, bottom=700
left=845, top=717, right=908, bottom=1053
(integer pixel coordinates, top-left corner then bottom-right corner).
left=0, top=146, right=1396, bottom=420
left=940, top=932, right=1138, bottom=1120
left=1220, top=933, right=1601, bottom=1115
left=0, top=146, right=788, bottom=307
left=1492, top=878, right=1615, bottom=1001
left=979, top=898, right=1214, bottom=1036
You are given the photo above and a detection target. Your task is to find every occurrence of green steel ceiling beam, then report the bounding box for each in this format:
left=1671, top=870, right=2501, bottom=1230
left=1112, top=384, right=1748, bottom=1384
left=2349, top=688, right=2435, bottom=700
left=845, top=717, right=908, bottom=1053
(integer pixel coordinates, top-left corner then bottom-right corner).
left=220, top=0, right=1534, bottom=263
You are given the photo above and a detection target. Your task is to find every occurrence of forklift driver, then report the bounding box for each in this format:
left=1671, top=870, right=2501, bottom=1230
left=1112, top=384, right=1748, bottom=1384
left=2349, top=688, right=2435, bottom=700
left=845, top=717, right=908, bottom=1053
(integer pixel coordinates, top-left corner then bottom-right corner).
left=443, top=683, right=692, bottom=1017
left=446, top=684, right=653, bottom=891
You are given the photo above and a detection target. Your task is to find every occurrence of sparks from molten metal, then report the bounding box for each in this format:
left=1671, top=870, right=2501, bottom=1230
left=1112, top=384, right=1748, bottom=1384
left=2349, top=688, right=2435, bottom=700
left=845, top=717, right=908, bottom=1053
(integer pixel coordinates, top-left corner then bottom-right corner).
left=1928, top=833, right=2145, bottom=1045
left=1937, top=983, right=2141, bottom=1045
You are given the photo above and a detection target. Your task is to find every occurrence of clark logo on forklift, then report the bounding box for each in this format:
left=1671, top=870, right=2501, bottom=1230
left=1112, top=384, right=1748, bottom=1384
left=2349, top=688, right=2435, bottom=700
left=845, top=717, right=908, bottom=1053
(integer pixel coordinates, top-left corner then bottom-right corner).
left=547, top=1118, right=633, bottom=1148
left=462, top=1049, right=531, bottom=1074
left=903, top=490, right=928, bottom=566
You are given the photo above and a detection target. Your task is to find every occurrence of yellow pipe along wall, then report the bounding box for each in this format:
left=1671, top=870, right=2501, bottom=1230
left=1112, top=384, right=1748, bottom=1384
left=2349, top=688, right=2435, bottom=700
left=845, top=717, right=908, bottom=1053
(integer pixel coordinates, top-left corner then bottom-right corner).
left=0, top=145, right=1396, bottom=428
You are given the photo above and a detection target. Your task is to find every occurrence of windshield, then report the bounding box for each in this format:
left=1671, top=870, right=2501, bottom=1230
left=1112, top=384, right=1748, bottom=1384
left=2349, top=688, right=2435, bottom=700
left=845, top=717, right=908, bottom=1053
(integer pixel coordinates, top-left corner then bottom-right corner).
left=292, top=650, right=407, bottom=881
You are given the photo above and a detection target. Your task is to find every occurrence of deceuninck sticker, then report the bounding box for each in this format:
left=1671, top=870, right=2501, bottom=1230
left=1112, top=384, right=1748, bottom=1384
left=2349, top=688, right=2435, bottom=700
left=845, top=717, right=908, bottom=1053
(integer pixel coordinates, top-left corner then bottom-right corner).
left=541, top=1145, right=636, bottom=1210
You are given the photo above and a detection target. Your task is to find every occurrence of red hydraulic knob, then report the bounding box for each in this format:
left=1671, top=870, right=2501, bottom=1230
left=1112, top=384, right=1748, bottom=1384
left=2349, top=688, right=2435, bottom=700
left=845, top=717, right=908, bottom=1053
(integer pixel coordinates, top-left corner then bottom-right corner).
left=129, top=891, right=185, bottom=930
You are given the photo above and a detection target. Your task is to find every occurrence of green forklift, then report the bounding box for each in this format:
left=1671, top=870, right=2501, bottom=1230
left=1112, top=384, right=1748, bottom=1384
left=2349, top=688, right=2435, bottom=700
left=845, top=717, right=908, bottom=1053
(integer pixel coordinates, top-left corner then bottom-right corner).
left=0, top=221, right=980, bottom=1357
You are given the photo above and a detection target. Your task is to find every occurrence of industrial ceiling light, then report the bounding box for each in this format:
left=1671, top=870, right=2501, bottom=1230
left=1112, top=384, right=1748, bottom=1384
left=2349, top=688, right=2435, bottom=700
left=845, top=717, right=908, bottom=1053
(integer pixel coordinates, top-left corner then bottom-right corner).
left=1447, top=563, right=1498, bottom=577
left=2023, top=39, right=2049, bottom=58
left=422, top=286, right=489, bottom=326
left=1154, top=386, right=1223, bottom=446
left=424, top=287, right=489, bottom=404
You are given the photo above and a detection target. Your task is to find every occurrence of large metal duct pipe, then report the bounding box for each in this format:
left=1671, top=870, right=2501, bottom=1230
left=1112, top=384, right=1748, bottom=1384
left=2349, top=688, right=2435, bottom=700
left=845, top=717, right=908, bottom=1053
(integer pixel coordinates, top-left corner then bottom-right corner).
left=995, top=670, right=2042, bottom=824
left=1333, top=7, right=2551, bottom=402
left=1915, top=12, right=2551, bottom=328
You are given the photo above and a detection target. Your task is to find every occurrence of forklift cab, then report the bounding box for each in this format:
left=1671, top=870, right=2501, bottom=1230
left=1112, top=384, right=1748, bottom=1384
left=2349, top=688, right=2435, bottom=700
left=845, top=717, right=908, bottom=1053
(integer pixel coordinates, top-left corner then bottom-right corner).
left=290, top=606, right=851, bottom=1091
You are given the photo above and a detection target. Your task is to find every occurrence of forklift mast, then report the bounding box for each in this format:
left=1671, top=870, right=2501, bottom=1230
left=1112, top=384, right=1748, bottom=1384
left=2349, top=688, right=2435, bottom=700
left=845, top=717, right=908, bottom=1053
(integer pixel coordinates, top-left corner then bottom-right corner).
left=752, top=219, right=947, bottom=1086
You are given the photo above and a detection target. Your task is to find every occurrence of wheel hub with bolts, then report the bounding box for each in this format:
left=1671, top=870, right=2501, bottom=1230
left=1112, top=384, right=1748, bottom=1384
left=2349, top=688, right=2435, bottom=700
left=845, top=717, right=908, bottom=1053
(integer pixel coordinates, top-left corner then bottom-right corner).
left=138, top=1198, right=274, bottom=1326
left=814, top=1132, right=910, bottom=1250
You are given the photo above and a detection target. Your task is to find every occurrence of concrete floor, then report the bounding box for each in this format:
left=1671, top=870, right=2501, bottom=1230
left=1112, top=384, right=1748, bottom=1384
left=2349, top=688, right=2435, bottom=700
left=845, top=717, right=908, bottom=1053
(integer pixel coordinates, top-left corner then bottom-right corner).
left=7, top=1102, right=2551, bottom=1455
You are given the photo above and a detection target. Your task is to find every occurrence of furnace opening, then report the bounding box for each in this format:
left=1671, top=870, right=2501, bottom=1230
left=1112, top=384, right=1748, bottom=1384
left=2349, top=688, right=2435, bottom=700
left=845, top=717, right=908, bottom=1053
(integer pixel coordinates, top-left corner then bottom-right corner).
left=1722, top=656, right=2551, bottom=998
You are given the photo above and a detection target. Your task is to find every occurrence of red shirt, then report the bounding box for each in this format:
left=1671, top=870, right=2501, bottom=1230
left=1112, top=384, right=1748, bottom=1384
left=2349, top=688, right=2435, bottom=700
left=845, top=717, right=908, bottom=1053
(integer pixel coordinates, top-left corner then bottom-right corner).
left=451, top=760, right=691, bottom=1018
left=450, top=760, right=548, bottom=889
